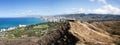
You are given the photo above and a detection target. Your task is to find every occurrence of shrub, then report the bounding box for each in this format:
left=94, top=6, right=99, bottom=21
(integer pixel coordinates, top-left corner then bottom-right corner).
left=115, top=39, right=120, bottom=45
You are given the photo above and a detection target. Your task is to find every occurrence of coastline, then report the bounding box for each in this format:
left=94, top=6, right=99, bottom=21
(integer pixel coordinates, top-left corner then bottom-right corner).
left=0, top=17, right=47, bottom=32
left=0, top=24, right=27, bottom=32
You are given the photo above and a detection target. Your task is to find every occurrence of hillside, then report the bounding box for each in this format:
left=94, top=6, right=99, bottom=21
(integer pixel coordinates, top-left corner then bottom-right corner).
left=41, top=14, right=120, bottom=22
left=69, top=20, right=120, bottom=45
left=68, top=20, right=113, bottom=45
left=0, top=20, right=120, bottom=45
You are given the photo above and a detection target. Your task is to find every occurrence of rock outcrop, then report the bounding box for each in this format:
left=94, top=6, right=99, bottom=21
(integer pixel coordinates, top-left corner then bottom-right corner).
left=37, top=20, right=119, bottom=45
left=68, top=20, right=115, bottom=45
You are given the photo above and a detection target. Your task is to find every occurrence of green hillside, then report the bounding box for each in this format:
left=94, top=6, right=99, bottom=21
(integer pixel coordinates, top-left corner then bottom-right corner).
left=0, top=22, right=63, bottom=39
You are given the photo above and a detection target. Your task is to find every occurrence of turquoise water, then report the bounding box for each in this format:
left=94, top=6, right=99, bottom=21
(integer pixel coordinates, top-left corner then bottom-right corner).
left=0, top=17, right=45, bottom=30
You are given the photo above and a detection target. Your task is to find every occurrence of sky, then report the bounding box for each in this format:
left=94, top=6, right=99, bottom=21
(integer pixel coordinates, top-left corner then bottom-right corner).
left=0, top=0, right=120, bottom=17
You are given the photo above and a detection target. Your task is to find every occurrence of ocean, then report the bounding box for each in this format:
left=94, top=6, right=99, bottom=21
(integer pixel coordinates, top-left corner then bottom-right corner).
left=0, top=17, right=46, bottom=30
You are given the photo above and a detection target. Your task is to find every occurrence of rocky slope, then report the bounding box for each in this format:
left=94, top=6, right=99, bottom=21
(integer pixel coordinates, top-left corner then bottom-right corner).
left=68, top=20, right=114, bottom=45
left=0, top=20, right=120, bottom=45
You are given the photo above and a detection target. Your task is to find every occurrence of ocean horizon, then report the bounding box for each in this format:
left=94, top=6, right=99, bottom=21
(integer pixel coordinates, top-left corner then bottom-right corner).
left=0, top=17, right=46, bottom=30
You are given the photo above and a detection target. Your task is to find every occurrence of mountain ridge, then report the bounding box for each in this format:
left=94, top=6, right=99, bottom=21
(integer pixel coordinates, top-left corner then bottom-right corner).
left=0, top=20, right=120, bottom=45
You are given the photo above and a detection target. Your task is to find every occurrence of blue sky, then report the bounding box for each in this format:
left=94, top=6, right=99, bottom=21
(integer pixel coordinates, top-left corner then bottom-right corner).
left=0, top=0, right=120, bottom=17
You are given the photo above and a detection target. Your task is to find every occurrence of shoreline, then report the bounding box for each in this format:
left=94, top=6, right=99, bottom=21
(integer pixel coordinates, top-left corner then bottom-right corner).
left=0, top=17, right=47, bottom=32
left=0, top=24, right=27, bottom=32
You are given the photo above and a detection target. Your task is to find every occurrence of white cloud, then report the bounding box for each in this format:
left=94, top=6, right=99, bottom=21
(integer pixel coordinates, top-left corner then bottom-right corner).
left=98, top=0, right=107, bottom=4
left=65, top=5, right=120, bottom=15
left=65, top=0, right=120, bottom=15
left=21, top=10, right=33, bottom=15
left=89, top=0, right=107, bottom=4
left=93, top=5, right=120, bottom=14
left=16, top=10, right=41, bottom=15
left=90, top=0, right=95, bottom=2
left=63, top=8, right=79, bottom=14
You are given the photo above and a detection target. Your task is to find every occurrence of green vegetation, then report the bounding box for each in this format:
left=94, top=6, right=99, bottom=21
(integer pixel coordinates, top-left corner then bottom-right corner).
left=33, top=24, right=49, bottom=28
left=115, top=39, right=120, bottom=45
left=105, top=22, right=120, bottom=45
left=0, top=22, right=64, bottom=39
left=107, top=24, right=120, bottom=35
